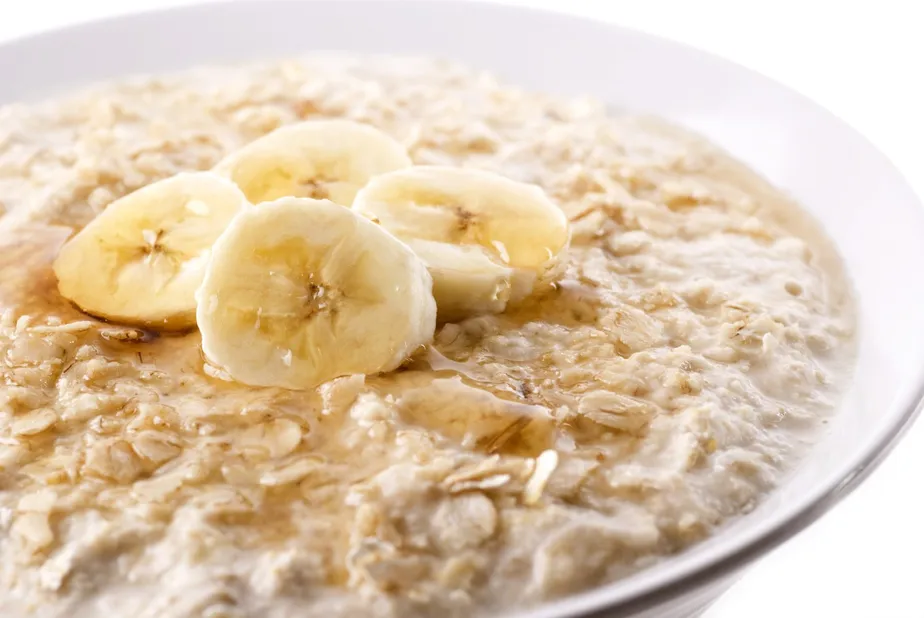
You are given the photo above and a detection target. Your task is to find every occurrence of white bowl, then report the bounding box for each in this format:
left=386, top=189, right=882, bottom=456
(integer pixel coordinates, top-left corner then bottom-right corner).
left=2, top=2, right=922, bottom=617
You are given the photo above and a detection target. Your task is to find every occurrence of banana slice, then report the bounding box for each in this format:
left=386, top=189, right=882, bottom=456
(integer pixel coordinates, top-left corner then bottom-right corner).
left=404, top=239, right=513, bottom=323
left=352, top=166, right=570, bottom=320
left=213, top=119, right=412, bottom=206
left=53, top=172, right=249, bottom=330
left=196, top=197, right=437, bottom=390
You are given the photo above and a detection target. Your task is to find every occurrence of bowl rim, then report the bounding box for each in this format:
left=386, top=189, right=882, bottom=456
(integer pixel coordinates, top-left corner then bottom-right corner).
left=1, top=1, right=923, bottom=616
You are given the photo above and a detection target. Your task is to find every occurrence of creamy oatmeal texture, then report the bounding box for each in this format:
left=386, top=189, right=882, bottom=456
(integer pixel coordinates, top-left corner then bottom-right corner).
left=0, top=56, right=855, bottom=617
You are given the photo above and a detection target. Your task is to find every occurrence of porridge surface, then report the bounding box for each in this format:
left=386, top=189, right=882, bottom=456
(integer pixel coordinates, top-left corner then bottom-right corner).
left=0, top=56, right=854, bottom=617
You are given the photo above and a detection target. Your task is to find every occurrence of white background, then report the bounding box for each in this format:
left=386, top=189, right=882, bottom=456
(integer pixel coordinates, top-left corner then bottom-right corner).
left=1, top=1, right=921, bottom=616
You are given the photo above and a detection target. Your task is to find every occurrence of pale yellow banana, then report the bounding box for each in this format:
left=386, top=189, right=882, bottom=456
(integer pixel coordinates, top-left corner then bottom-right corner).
left=353, top=166, right=570, bottom=321
left=53, top=172, right=249, bottom=330
left=213, top=119, right=412, bottom=206
left=196, top=197, right=437, bottom=390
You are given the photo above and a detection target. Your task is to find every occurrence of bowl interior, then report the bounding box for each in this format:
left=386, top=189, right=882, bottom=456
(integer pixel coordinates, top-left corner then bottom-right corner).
left=2, top=2, right=923, bottom=616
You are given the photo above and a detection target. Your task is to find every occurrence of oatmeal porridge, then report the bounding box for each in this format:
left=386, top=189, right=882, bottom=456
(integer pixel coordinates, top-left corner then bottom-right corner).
left=0, top=56, right=855, bottom=617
